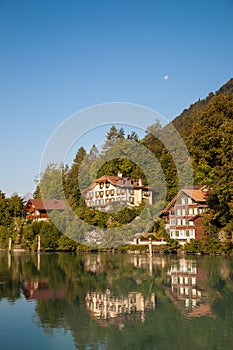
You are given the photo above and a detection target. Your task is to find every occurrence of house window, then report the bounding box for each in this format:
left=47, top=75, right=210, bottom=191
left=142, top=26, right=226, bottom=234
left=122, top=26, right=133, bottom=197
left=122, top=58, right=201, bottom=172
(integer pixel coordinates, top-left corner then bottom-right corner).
left=99, top=182, right=104, bottom=189
left=190, top=230, right=195, bottom=237
left=110, top=189, right=115, bottom=196
left=170, top=219, right=176, bottom=226
left=175, top=230, right=179, bottom=237
left=188, top=197, right=192, bottom=204
left=186, top=230, right=190, bottom=237
left=172, top=276, right=178, bottom=284
left=194, top=208, right=198, bottom=215
left=179, top=230, right=185, bottom=237
left=181, top=197, right=187, bottom=205
left=177, top=219, right=181, bottom=226
left=176, top=209, right=181, bottom=216
left=129, top=189, right=134, bottom=195
left=106, top=182, right=110, bottom=188
left=100, top=191, right=104, bottom=198
left=129, top=197, right=134, bottom=204
left=182, top=209, right=186, bottom=215
left=106, top=190, right=109, bottom=197
left=189, top=208, right=194, bottom=215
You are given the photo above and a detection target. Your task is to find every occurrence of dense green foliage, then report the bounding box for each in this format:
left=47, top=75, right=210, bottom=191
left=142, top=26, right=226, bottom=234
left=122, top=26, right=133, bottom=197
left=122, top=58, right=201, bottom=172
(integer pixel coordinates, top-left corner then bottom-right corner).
left=0, top=191, right=23, bottom=248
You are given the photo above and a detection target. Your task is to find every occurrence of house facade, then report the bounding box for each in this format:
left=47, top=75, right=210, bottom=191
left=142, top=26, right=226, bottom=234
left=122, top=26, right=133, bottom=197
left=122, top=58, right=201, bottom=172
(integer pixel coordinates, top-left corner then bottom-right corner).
left=24, top=199, right=66, bottom=221
left=161, top=186, right=208, bottom=244
left=83, top=173, right=154, bottom=209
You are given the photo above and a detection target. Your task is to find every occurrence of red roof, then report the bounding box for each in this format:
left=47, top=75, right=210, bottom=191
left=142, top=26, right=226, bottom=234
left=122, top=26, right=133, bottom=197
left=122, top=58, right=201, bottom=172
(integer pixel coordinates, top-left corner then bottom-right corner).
left=95, top=175, right=121, bottom=185
left=83, top=175, right=150, bottom=193
left=182, top=187, right=207, bottom=203
left=24, top=199, right=66, bottom=211
left=163, top=186, right=208, bottom=212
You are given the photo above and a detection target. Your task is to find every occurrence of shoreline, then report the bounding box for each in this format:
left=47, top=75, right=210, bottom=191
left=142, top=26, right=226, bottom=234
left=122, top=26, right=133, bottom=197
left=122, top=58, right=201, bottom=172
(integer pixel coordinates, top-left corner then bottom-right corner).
left=1, top=245, right=233, bottom=256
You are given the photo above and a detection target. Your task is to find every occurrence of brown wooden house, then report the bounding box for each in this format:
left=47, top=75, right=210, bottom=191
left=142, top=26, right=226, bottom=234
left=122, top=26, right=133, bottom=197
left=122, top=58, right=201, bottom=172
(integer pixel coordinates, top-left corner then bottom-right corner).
left=160, top=186, right=209, bottom=244
left=24, top=199, right=66, bottom=221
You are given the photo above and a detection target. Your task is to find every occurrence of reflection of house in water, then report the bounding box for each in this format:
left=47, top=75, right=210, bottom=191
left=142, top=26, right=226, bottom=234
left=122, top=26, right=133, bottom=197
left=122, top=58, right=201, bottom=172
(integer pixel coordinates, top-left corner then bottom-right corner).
left=165, top=259, right=215, bottom=318
left=21, top=278, right=67, bottom=300
left=84, top=255, right=104, bottom=273
left=85, top=289, right=155, bottom=327
left=130, top=255, right=167, bottom=269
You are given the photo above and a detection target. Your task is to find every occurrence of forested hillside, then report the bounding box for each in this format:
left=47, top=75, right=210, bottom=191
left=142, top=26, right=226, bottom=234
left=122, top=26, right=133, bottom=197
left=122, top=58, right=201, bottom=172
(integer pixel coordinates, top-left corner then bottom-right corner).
left=171, top=78, right=233, bottom=140
left=29, top=78, right=233, bottom=238
left=171, top=79, right=233, bottom=236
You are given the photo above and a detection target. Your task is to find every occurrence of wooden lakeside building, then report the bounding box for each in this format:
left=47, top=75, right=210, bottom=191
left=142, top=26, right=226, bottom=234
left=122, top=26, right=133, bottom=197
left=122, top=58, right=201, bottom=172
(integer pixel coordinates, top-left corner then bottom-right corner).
left=24, top=199, right=66, bottom=221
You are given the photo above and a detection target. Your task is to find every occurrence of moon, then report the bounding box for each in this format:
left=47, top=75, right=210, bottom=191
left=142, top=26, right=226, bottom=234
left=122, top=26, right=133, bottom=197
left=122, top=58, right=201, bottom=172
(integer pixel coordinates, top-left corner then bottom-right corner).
left=164, top=74, right=169, bottom=80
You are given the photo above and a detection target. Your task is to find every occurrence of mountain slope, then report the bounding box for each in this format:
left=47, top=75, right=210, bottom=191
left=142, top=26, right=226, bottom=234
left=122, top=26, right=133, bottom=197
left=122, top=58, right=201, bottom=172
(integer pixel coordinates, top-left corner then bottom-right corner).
left=171, top=78, right=233, bottom=141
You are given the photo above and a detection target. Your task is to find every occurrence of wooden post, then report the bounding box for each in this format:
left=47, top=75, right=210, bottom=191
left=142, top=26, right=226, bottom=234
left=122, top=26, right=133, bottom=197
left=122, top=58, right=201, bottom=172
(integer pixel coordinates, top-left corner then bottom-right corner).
left=149, top=238, right=153, bottom=257
left=37, top=252, right=40, bottom=271
left=8, top=237, right=12, bottom=253
left=8, top=252, right=11, bottom=269
left=149, top=255, right=153, bottom=276
left=37, top=235, right=41, bottom=253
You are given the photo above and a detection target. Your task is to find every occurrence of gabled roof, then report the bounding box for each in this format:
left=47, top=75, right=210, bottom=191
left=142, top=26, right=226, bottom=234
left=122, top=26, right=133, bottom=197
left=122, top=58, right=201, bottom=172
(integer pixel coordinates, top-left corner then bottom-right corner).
left=163, top=186, right=208, bottom=212
left=83, top=175, right=151, bottom=193
left=95, top=175, right=121, bottom=185
left=182, top=186, right=207, bottom=203
left=24, top=199, right=66, bottom=211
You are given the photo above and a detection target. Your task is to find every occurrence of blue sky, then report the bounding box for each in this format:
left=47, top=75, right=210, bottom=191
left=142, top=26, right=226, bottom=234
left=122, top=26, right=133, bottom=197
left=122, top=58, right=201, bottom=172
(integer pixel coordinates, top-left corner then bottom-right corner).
left=0, top=0, right=233, bottom=197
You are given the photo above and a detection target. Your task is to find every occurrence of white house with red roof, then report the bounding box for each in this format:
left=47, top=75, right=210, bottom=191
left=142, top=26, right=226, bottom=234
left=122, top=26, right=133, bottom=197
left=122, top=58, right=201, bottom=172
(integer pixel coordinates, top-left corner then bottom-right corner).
left=161, top=186, right=209, bottom=243
left=83, top=172, right=154, bottom=209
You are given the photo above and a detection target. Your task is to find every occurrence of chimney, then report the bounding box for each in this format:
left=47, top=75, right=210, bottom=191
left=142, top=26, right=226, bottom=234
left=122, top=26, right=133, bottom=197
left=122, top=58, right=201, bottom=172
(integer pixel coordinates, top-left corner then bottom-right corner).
left=118, top=172, right=122, bottom=178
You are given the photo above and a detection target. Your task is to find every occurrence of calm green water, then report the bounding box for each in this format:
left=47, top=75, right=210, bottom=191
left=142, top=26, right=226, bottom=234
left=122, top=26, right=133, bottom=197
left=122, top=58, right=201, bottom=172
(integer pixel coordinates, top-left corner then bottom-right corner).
left=0, top=252, right=232, bottom=350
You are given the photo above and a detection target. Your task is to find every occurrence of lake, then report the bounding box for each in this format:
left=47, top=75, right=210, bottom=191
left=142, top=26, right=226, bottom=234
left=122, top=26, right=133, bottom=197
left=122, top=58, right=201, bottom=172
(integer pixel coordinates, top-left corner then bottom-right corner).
left=0, top=252, right=232, bottom=350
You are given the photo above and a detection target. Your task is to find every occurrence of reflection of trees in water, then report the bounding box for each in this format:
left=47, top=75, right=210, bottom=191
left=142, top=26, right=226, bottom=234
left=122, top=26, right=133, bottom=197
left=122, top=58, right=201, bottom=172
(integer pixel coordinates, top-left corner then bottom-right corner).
left=1, top=253, right=233, bottom=349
